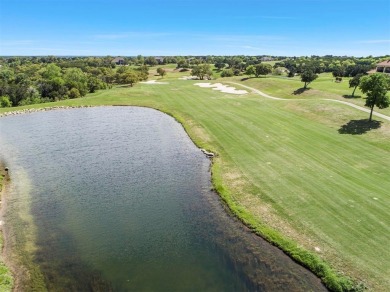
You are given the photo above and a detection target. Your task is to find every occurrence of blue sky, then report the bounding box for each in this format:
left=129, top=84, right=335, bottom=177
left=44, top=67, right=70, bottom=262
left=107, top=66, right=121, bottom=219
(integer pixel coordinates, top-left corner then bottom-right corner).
left=0, top=0, right=389, bottom=56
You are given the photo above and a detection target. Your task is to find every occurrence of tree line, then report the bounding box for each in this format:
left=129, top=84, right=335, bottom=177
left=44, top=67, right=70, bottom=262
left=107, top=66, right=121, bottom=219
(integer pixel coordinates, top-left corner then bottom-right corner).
left=0, top=57, right=149, bottom=107
left=1, top=55, right=388, bottom=108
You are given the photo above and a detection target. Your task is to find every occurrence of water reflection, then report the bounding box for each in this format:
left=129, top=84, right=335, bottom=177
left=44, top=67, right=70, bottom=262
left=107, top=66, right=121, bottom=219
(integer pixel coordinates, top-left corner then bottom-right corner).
left=0, top=107, right=326, bottom=291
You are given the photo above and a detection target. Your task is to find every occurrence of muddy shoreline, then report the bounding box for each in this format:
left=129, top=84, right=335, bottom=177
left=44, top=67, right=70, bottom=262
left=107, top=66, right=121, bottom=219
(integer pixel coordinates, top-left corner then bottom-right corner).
left=0, top=163, right=15, bottom=291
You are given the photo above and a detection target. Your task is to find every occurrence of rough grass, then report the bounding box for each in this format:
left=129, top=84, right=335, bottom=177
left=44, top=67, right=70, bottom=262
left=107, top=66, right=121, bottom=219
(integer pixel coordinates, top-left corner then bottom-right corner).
left=226, top=73, right=390, bottom=116
left=0, top=171, right=14, bottom=292
left=1, top=77, right=389, bottom=291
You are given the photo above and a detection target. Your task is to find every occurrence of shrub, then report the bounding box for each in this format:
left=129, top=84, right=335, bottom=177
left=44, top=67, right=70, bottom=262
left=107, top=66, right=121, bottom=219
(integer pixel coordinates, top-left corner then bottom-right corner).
left=68, top=88, right=81, bottom=99
left=272, top=67, right=284, bottom=75
left=233, top=69, right=241, bottom=76
left=0, top=96, right=11, bottom=108
left=220, top=69, right=234, bottom=77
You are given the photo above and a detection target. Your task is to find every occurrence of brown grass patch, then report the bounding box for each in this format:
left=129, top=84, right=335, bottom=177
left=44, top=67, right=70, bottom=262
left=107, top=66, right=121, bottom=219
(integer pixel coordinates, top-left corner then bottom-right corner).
left=220, top=166, right=319, bottom=251
left=184, top=119, right=212, bottom=145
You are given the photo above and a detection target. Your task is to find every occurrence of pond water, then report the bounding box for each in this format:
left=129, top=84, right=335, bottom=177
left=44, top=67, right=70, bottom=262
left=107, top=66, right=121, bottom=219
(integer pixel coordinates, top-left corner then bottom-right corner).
left=0, top=107, right=326, bottom=291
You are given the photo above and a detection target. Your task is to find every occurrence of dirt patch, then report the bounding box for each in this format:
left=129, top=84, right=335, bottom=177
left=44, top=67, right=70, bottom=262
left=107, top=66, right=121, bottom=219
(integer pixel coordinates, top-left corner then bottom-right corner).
left=184, top=119, right=212, bottom=145
left=219, top=164, right=330, bottom=271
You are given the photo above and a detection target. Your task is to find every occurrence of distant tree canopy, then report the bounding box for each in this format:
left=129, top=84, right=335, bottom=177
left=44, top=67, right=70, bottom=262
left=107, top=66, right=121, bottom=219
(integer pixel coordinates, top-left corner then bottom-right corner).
left=214, top=61, right=226, bottom=71
left=115, top=66, right=148, bottom=87
left=359, top=73, right=390, bottom=121
left=0, top=55, right=387, bottom=108
left=177, top=58, right=190, bottom=69
left=0, top=56, right=131, bottom=107
left=145, top=56, right=158, bottom=66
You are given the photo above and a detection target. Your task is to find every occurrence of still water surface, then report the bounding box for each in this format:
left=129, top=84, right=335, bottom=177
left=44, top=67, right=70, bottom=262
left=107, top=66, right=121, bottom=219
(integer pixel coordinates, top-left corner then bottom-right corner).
left=0, top=107, right=326, bottom=291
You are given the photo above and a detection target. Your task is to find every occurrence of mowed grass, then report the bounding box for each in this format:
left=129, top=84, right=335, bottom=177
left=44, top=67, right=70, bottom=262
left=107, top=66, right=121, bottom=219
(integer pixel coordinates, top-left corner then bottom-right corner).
left=227, top=73, right=390, bottom=116
left=1, top=79, right=389, bottom=290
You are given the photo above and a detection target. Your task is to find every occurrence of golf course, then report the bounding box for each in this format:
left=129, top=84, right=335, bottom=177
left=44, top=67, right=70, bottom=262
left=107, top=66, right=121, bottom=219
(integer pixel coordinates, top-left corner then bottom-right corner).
left=1, top=68, right=389, bottom=291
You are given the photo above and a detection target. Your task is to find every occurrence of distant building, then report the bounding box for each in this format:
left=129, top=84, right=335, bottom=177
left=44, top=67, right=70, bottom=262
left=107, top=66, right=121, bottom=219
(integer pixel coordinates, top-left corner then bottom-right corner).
left=368, top=60, right=390, bottom=74
left=155, top=57, right=164, bottom=64
left=111, top=57, right=125, bottom=65
left=376, top=60, right=390, bottom=74
left=261, top=57, right=273, bottom=62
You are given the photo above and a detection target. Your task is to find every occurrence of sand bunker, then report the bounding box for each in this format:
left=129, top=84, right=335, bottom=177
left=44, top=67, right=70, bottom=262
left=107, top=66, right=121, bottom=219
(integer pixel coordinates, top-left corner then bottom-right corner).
left=140, top=80, right=169, bottom=84
left=178, top=76, right=199, bottom=80
left=194, top=83, right=248, bottom=95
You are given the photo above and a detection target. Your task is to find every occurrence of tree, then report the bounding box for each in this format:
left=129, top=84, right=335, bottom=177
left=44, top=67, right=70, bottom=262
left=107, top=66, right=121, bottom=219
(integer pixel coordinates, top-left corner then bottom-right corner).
left=145, top=56, right=157, bottom=66
left=136, top=55, right=144, bottom=65
left=41, top=64, right=62, bottom=80
left=100, top=67, right=116, bottom=84
left=37, top=77, right=67, bottom=101
left=87, top=75, right=106, bottom=93
left=300, top=69, right=318, bottom=89
left=287, top=67, right=296, bottom=77
left=214, top=61, right=225, bottom=71
left=157, top=68, right=166, bottom=78
left=254, top=63, right=272, bottom=77
left=349, top=74, right=363, bottom=97
left=191, top=64, right=212, bottom=80
left=137, top=65, right=149, bottom=81
left=18, top=87, right=43, bottom=105
left=359, top=73, right=390, bottom=121
left=64, top=68, right=88, bottom=96
left=177, top=59, right=189, bottom=69
left=120, top=71, right=140, bottom=87
left=245, top=65, right=256, bottom=77
left=345, top=64, right=371, bottom=77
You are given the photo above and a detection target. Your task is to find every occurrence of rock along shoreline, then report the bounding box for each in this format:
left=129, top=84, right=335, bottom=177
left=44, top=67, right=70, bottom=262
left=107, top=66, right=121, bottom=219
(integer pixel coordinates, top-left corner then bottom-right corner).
left=0, top=105, right=95, bottom=118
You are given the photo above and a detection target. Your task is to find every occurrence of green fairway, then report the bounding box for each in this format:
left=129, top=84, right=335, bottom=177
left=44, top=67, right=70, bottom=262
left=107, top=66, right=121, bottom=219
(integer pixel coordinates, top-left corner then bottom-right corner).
left=1, top=77, right=389, bottom=291
left=226, top=73, right=390, bottom=116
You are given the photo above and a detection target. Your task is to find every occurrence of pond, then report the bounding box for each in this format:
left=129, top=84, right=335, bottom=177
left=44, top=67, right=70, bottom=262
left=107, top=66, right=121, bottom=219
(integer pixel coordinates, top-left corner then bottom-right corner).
left=0, top=107, right=326, bottom=291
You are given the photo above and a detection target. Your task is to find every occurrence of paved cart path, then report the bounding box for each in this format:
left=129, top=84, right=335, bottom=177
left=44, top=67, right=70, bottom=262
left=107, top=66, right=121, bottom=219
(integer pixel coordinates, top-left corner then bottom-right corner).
left=226, top=81, right=390, bottom=122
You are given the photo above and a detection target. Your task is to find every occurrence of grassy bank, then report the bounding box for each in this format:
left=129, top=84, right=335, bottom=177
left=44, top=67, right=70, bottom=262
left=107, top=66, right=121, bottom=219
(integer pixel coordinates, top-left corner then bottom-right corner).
left=0, top=169, right=14, bottom=291
left=0, top=73, right=389, bottom=291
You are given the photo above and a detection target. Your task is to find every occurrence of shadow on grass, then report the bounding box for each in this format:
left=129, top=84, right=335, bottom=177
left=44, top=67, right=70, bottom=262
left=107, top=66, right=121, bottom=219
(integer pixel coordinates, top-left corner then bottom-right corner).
left=241, top=77, right=255, bottom=81
left=293, top=87, right=310, bottom=95
left=117, top=84, right=135, bottom=88
left=343, top=95, right=362, bottom=99
left=338, top=119, right=382, bottom=135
